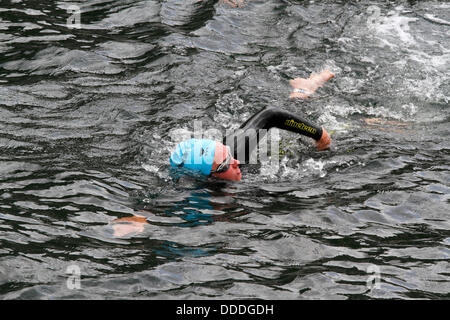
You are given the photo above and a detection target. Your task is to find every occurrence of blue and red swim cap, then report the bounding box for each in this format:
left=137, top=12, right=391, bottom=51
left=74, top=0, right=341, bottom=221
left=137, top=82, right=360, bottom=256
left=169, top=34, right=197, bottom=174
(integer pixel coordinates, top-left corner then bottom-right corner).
left=169, top=139, right=216, bottom=175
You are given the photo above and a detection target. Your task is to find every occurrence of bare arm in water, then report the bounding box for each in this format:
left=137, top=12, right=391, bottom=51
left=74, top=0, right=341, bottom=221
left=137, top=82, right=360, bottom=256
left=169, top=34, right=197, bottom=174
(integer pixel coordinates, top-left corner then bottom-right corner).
left=289, top=70, right=335, bottom=99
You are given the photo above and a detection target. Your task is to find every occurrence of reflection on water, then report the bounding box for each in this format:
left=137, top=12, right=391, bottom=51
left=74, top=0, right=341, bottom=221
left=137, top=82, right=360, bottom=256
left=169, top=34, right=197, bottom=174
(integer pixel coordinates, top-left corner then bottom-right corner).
left=0, top=0, right=449, bottom=299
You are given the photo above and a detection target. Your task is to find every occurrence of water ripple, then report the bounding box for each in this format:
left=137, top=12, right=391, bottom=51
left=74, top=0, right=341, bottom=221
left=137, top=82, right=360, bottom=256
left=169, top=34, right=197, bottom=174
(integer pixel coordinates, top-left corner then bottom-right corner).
left=0, top=0, right=449, bottom=300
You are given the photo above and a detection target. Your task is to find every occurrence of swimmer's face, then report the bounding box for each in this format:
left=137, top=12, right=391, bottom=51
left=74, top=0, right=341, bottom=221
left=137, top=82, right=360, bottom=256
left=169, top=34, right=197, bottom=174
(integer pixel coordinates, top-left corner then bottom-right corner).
left=211, top=142, right=241, bottom=181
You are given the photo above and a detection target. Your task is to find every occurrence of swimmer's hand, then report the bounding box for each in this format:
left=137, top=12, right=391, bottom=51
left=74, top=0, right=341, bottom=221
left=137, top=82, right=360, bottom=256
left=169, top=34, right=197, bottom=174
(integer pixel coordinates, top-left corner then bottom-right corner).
left=111, top=216, right=148, bottom=237
left=316, top=127, right=331, bottom=151
left=290, top=70, right=335, bottom=99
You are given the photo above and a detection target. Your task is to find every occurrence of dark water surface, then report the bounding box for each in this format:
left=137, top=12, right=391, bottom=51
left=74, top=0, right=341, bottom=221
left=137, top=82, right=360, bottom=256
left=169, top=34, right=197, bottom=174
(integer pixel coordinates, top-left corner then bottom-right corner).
left=0, top=0, right=449, bottom=299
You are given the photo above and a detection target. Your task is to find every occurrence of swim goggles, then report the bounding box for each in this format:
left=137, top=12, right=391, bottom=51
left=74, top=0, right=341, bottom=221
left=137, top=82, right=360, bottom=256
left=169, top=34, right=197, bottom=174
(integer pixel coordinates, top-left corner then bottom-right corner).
left=210, top=145, right=232, bottom=174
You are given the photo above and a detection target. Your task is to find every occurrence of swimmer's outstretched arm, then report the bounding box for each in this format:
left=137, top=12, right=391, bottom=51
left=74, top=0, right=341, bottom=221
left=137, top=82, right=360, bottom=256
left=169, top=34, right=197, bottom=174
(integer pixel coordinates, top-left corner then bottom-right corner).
left=290, top=70, right=335, bottom=99
left=224, top=107, right=331, bottom=163
left=220, top=0, right=246, bottom=7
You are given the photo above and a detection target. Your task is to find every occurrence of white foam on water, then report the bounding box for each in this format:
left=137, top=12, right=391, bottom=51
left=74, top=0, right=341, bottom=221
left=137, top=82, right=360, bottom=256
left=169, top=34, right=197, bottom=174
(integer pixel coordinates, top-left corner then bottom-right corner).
left=317, top=111, right=352, bottom=134
left=366, top=5, right=419, bottom=47
left=333, top=4, right=449, bottom=127
left=258, top=155, right=333, bottom=183
left=317, top=59, right=343, bottom=77
left=298, top=158, right=328, bottom=178
left=214, top=92, right=251, bottom=131
left=142, top=164, right=160, bottom=174
left=317, top=102, right=414, bottom=127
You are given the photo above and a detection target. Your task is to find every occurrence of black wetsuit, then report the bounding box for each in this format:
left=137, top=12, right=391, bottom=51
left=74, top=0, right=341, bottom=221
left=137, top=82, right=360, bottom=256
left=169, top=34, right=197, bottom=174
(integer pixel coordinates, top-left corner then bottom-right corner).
left=223, top=106, right=323, bottom=164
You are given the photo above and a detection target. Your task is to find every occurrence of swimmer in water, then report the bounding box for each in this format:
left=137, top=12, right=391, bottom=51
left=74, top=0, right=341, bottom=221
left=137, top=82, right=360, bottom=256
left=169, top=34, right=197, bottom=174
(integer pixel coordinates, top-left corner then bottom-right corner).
left=111, top=70, right=334, bottom=236
left=170, top=70, right=335, bottom=181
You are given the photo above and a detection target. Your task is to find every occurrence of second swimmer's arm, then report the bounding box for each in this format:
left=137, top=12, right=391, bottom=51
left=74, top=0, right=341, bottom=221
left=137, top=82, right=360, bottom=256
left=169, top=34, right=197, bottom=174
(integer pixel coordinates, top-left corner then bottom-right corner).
left=290, top=70, right=335, bottom=99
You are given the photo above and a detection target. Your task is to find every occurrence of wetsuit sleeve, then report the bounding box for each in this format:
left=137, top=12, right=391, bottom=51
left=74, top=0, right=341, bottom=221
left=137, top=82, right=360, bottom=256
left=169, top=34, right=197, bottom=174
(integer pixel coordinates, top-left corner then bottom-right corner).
left=223, top=106, right=324, bottom=163
left=242, top=107, right=323, bottom=140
